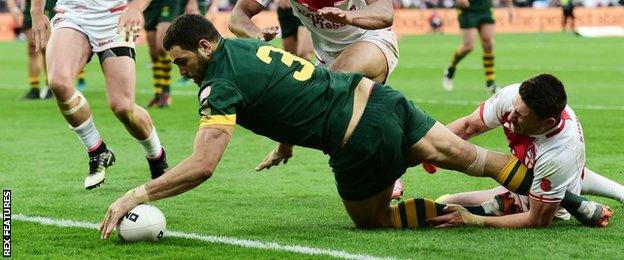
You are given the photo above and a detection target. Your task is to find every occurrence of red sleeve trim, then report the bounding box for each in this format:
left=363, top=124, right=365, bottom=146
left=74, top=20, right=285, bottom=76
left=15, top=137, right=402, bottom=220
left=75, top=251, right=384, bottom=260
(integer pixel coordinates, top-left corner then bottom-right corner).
left=528, top=193, right=561, bottom=203
left=109, top=4, right=128, bottom=13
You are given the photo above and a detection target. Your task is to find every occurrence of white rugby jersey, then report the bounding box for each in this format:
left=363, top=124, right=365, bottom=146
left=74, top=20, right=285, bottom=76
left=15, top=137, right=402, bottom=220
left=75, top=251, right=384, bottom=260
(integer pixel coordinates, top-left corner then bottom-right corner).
left=255, top=0, right=391, bottom=53
left=56, top=0, right=127, bottom=13
left=480, top=84, right=585, bottom=203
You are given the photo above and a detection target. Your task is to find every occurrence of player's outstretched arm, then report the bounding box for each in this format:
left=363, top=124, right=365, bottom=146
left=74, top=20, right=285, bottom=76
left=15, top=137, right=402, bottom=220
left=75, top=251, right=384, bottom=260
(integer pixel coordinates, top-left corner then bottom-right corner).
left=427, top=198, right=559, bottom=228
left=318, top=0, right=393, bottom=30
left=229, top=0, right=279, bottom=41
left=99, top=126, right=232, bottom=239
left=255, top=143, right=293, bottom=171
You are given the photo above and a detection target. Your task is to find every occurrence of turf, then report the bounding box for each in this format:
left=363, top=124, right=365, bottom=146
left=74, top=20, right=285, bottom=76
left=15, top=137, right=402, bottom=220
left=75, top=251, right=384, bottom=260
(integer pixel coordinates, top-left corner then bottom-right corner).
left=1, top=32, right=623, bottom=259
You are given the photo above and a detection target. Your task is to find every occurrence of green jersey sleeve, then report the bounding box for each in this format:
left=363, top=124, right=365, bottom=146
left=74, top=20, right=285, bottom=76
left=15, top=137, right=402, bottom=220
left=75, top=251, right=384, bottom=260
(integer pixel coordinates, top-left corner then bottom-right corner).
left=197, top=79, right=244, bottom=128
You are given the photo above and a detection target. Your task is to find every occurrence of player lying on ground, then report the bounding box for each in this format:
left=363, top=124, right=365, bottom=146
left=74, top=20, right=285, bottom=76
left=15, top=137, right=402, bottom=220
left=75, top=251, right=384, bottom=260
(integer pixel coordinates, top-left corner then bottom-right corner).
left=425, top=74, right=623, bottom=228
left=99, top=15, right=612, bottom=238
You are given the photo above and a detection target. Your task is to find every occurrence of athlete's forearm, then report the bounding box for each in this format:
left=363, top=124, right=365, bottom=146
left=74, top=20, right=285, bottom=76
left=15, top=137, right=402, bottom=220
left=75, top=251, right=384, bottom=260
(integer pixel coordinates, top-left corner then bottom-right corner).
left=137, top=128, right=231, bottom=203
left=483, top=211, right=553, bottom=228
left=143, top=156, right=212, bottom=202
left=349, top=0, right=393, bottom=29
left=30, top=0, right=45, bottom=14
left=228, top=2, right=263, bottom=38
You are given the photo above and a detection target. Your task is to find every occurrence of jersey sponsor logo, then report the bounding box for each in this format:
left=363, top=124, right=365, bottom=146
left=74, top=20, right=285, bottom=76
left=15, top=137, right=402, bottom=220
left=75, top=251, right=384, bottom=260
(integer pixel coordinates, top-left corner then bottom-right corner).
left=294, top=3, right=357, bottom=30
left=97, top=38, right=114, bottom=47
left=540, top=179, right=552, bottom=192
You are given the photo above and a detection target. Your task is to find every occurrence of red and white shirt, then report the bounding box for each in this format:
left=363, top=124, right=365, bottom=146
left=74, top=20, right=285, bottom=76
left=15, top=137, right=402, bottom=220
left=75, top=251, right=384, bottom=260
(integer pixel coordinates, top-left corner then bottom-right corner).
left=480, top=84, right=585, bottom=203
left=255, top=0, right=391, bottom=53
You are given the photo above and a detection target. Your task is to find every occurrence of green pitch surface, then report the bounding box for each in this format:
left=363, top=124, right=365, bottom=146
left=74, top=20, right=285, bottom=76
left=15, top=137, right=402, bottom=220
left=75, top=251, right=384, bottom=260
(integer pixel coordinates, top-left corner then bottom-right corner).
left=1, top=33, right=623, bottom=259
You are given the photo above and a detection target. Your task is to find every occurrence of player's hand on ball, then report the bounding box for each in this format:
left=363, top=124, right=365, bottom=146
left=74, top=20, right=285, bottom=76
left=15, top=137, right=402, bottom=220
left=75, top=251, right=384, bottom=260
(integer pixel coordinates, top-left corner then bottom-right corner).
left=255, top=144, right=293, bottom=171
left=318, top=7, right=353, bottom=25
left=426, top=204, right=484, bottom=228
left=117, top=5, right=144, bottom=42
left=31, top=13, right=51, bottom=52
left=99, top=192, right=139, bottom=240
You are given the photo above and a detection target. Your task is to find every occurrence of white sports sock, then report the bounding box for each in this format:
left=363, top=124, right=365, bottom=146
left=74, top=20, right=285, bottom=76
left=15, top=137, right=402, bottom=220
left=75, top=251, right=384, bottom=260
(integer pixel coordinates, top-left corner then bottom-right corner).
left=137, top=127, right=162, bottom=159
left=581, top=167, right=624, bottom=203
left=70, top=117, right=103, bottom=151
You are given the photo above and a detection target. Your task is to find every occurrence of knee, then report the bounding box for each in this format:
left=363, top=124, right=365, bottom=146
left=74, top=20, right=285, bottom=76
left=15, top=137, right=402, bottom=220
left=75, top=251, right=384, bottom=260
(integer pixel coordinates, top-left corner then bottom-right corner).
left=47, top=71, right=74, bottom=91
left=482, top=42, right=494, bottom=52
left=461, top=44, right=474, bottom=53
left=109, top=100, right=134, bottom=119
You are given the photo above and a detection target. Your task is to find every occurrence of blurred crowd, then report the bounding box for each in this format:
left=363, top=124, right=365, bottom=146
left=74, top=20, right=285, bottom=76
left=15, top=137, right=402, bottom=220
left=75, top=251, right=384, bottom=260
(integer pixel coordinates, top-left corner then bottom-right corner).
left=1, top=0, right=622, bottom=14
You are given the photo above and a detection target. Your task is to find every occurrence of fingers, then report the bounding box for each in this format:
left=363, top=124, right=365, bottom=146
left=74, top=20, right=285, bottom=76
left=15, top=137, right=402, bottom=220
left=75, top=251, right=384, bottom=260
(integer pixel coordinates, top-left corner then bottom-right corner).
left=99, top=209, right=112, bottom=239
left=443, top=204, right=464, bottom=213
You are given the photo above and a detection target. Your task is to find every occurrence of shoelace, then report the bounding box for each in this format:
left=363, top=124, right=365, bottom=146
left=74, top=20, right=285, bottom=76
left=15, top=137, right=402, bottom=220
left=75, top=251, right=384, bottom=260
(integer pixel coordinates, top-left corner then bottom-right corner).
left=89, top=153, right=107, bottom=174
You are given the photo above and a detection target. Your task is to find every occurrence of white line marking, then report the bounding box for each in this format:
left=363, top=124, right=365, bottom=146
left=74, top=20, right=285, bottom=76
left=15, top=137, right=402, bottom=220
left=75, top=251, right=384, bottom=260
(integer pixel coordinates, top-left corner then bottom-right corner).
left=14, top=214, right=395, bottom=260
left=2, top=83, right=621, bottom=111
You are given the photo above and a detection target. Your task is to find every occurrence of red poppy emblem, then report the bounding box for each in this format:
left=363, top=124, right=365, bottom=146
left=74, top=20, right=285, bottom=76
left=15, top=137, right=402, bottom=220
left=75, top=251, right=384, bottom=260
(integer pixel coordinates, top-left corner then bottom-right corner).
left=540, top=179, right=552, bottom=192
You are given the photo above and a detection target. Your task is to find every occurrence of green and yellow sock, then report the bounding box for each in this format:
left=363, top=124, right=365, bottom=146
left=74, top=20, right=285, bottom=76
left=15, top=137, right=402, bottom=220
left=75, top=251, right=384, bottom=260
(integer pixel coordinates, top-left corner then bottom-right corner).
left=152, top=60, right=165, bottom=97
left=29, top=76, right=40, bottom=90
left=159, top=54, right=172, bottom=94
left=483, top=51, right=495, bottom=87
left=494, top=158, right=533, bottom=195
left=77, top=70, right=86, bottom=84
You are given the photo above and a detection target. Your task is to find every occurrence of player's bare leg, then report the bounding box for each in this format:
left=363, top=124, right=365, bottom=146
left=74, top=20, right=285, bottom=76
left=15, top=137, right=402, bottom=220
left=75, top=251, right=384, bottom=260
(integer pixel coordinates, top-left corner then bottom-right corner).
left=23, top=29, right=44, bottom=99
left=478, top=23, right=496, bottom=92
left=442, top=28, right=475, bottom=91
left=155, top=22, right=173, bottom=107
left=145, top=30, right=162, bottom=107
left=46, top=28, right=115, bottom=189
left=101, top=55, right=168, bottom=179
left=330, top=41, right=389, bottom=84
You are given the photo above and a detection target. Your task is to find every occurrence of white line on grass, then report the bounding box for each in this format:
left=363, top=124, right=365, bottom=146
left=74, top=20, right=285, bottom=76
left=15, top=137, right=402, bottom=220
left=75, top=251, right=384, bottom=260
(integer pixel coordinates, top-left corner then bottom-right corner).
left=2, top=83, right=622, bottom=111
left=14, top=214, right=395, bottom=260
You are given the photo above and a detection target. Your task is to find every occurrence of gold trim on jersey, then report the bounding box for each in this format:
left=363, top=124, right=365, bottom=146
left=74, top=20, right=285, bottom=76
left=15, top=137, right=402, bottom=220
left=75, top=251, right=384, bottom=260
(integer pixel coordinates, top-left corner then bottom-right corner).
left=199, top=114, right=237, bottom=127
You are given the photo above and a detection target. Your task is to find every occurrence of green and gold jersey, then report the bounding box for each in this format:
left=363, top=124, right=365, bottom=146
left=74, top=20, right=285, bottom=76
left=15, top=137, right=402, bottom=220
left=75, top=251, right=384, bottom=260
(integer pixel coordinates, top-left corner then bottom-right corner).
left=198, top=38, right=363, bottom=154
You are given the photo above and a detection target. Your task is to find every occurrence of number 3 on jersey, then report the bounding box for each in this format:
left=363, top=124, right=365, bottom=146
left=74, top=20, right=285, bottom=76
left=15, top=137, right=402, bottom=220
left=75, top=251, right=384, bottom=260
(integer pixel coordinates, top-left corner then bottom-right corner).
left=256, top=46, right=314, bottom=81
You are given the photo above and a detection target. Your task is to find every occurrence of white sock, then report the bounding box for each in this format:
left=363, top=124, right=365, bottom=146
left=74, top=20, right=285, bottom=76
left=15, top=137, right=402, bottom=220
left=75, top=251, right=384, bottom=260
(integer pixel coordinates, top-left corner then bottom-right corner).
left=581, top=167, right=624, bottom=203
left=137, top=127, right=162, bottom=159
left=70, top=117, right=102, bottom=151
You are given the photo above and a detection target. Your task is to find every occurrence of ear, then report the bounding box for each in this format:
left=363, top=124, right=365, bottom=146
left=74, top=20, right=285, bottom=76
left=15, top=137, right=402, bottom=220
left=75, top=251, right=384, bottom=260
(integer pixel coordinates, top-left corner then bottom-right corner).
left=197, top=39, right=212, bottom=55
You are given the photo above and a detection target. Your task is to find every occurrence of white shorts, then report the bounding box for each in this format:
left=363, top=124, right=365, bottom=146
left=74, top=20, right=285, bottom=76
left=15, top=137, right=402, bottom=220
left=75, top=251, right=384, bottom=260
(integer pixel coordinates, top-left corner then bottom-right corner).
left=50, top=3, right=134, bottom=53
left=314, top=29, right=399, bottom=81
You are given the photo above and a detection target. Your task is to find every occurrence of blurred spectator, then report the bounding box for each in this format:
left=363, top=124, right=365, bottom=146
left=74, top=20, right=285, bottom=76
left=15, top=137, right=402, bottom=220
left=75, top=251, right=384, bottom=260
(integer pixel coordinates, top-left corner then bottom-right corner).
left=428, top=11, right=443, bottom=33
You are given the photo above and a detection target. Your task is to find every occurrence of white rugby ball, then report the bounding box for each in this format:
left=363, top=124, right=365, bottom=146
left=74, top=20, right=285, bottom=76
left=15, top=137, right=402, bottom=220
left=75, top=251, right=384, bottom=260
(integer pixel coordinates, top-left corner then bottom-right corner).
left=117, top=204, right=166, bottom=242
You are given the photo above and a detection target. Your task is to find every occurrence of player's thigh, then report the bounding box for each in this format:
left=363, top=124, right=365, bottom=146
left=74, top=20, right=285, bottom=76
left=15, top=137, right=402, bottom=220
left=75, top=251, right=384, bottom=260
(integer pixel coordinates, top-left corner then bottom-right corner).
left=477, top=23, right=495, bottom=50
left=331, top=41, right=387, bottom=83
left=407, top=121, right=476, bottom=171
left=46, top=28, right=91, bottom=98
left=459, top=28, right=477, bottom=50
left=101, top=56, right=136, bottom=108
left=342, top=185, right=394, bottom=228
left=439, top=186, right=506, bottom=205
left=155, top=22, right=171, bottom=53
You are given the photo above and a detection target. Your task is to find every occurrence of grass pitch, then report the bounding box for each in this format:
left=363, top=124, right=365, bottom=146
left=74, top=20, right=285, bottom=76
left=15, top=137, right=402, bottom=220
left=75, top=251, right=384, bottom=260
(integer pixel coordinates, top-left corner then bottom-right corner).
left=1, top=32, right=623, bottom=259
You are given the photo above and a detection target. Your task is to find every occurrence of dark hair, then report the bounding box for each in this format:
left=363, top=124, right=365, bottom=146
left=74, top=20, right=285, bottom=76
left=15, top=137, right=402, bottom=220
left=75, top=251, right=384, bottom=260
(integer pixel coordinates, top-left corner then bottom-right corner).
left=163, top=14, right=221, bottom=51
left=519, top=74, right=567, bottom=120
